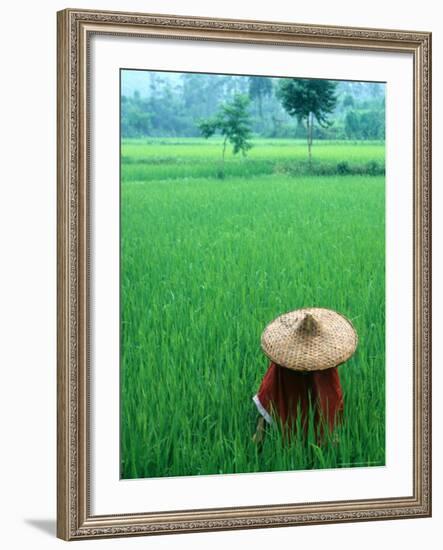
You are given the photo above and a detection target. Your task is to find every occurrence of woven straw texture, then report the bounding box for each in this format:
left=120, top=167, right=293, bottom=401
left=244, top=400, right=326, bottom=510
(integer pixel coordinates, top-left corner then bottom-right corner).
left=261, top=307, right=358, bottom=372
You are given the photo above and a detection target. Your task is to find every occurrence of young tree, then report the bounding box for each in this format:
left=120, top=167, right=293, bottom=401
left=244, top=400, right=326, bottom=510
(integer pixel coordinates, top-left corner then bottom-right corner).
left=277, top=78, right=337, bottom=163
left=197, top=94, right=253, bottom=177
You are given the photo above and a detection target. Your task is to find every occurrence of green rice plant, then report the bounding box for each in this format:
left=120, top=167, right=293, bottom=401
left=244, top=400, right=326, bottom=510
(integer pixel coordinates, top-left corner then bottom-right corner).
left=120, top=138, right=385, bottom=479
left=121, top=138, right=385, bottom=182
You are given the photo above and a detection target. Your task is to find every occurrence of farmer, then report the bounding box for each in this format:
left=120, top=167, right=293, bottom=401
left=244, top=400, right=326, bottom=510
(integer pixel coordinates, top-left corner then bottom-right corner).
left=252, top=307, right=358, bottom=443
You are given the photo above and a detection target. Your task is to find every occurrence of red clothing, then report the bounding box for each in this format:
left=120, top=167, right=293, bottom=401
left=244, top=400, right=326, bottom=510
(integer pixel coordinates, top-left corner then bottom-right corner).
left=253, top=362, right=343, bottom=436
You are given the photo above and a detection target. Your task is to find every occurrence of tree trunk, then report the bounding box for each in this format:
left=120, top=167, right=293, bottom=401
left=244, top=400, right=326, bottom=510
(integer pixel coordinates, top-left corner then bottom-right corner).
left=307, top=112, right=313, bottom=167
left=221, top=136, right=228, bottom=178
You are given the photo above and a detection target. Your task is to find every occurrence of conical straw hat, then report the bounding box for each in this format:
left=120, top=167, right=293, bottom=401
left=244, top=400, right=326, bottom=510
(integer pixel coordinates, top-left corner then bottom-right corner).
left=261, top=307, right=358, bottom=371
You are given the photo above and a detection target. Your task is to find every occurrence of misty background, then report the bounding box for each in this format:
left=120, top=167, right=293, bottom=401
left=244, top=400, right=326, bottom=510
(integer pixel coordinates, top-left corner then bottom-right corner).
left=121, top=70, right=385, bottom=141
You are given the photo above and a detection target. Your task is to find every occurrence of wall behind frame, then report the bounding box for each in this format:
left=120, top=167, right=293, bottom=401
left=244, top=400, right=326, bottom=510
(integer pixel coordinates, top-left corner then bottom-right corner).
left=0, top=0, right=439, bottom=549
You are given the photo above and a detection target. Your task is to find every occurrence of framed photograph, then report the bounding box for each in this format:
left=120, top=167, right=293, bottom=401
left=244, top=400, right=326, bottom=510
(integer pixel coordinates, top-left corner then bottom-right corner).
left=57, top=8, right=432, bottom=540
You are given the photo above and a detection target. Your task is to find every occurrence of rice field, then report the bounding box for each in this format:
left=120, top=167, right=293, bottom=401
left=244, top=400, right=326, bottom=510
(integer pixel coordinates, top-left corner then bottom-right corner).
left=121, top=138, right=385, bottom=181
left=120, top=138, right=385, bottom=479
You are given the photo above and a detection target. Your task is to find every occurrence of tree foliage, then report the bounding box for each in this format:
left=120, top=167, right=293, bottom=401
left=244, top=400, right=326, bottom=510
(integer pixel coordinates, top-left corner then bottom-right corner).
left=345, top=107, right=385, bottom=140
left=197, top=94, right=253, bottom=176
left=121, top=71, right=384, bottom=141
left=248, top=76, right=273, bottom=117
left=277, top=79, right=337, bottom=161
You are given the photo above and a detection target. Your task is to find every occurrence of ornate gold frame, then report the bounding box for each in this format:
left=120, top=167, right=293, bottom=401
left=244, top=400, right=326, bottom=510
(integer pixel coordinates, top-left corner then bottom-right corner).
left=57, top=8, right=432, bottom=540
